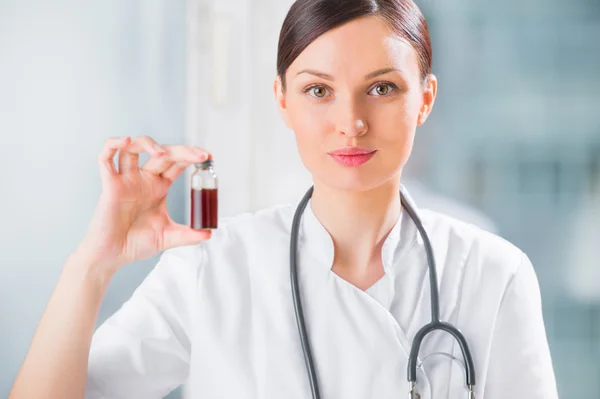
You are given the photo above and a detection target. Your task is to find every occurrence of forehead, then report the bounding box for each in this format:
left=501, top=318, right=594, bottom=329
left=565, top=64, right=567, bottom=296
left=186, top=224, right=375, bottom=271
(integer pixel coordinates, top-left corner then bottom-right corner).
left=287, top=16, right=419, bottom=79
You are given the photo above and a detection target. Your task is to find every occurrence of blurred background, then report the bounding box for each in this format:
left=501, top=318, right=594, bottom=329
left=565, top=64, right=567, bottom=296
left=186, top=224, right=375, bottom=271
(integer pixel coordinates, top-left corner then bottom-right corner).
left=0, top=0, right=598, bottom=397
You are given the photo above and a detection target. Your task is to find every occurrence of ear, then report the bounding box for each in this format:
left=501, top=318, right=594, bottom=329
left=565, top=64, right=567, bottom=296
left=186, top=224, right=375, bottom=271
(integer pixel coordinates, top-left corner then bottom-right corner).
left=274, top=76, right=292, bottom=128
left=417, top=74, right=437, bottom=126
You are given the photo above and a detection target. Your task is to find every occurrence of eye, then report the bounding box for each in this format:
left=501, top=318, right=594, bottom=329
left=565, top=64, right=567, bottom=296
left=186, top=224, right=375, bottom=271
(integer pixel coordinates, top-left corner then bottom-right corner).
left=304, top=85, right=330, bottom=99
left=369, top=82, right=397, bottom=96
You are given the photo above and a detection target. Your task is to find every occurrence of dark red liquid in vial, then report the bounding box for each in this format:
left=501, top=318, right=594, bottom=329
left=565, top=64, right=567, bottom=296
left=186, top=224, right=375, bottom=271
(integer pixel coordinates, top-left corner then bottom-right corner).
left=191, top=188, right=218, bottom=229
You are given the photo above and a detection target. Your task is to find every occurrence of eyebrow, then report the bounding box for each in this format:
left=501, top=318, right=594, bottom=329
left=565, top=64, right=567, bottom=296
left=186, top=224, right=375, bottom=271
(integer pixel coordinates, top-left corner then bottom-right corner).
left=296, top=67, right=401, bottom=81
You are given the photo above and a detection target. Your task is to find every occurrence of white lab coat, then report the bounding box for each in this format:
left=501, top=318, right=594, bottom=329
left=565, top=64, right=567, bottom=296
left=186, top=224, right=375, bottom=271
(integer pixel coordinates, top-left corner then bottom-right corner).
left=85, top=188, right=558, bottom=399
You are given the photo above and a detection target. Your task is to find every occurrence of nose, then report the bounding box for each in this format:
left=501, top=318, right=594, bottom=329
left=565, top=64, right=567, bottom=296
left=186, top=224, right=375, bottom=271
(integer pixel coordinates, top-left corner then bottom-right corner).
left=333, top=98, right=368, bottom=137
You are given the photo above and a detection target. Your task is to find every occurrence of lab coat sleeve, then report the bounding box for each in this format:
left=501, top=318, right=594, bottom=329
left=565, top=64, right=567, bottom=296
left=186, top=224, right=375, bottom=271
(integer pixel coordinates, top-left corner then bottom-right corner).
left=484, top=252, right=559, bottom=398
left=85, top=245, right=203, bottom=399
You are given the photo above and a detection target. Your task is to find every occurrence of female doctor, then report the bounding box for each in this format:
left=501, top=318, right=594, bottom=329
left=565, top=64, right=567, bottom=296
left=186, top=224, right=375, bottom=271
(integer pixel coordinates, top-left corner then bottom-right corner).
left=10, top=0, right=559, bottom=398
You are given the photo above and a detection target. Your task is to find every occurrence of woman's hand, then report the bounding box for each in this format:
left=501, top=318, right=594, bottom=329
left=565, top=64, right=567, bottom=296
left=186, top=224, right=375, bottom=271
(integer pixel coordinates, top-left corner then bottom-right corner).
left=74, top=135, right=212, bottom=278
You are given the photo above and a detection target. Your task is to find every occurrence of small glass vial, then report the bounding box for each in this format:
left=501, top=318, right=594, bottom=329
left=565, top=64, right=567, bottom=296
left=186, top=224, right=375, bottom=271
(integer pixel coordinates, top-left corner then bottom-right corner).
left=191, top=159, right=218, bottom=230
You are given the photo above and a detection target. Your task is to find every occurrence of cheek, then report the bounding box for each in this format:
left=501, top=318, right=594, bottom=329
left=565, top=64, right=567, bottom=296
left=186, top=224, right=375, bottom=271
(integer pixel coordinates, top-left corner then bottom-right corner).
left=368, top=96, right=420, bottom=172
left=396, top=91, right=422, bottom=125
left=287, top=98, right=332, bottom=148
left=289, top=96, right=330, bottom=126
left=370, top=97, right=418, bottom=143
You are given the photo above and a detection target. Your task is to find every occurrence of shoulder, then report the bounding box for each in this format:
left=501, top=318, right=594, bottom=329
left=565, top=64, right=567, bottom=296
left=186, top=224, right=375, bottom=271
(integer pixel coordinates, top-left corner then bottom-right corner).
left=418, top=208, right=527, bottom=286
left=218, top=203, right=295, bottom=236
left=208, top=203, right=295, bottom=248
left=161, top=203, right=295, bottom=267
left=417, top=209, right=543, bottom=335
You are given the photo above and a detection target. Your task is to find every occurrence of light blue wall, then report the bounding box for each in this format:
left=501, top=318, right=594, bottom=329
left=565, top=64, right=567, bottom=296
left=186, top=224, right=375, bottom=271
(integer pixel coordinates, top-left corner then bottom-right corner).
left=419, top=0, right=600, bottom=396
left=0, top=1, right=187, bottom=397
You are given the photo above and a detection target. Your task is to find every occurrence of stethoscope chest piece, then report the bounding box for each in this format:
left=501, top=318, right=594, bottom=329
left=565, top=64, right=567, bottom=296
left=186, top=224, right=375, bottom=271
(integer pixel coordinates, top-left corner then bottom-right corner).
left=410, top=384, right=476, bottom=399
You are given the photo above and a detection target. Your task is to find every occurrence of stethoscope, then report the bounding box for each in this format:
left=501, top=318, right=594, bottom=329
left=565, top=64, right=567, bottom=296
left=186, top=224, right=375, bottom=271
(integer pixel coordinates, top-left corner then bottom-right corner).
left=289, top=186, right=477, bottom=399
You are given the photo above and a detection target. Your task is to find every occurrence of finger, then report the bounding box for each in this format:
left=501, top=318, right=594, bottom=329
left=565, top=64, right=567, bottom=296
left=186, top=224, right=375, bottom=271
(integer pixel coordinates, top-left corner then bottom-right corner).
left=160, top=162, right=188, bottom=182
left=162, top=145, right=210, bottom=164
left=141, top=155, right=175, bottom=176
left=97, top=136, right=131, bottom=181
left=162, top=224, right=212, bottom=249
left=146, top=145, right=211, bottom=181
left=118, top=136, right=166, bottom=174
left=142, top=144, right=206, bottom=176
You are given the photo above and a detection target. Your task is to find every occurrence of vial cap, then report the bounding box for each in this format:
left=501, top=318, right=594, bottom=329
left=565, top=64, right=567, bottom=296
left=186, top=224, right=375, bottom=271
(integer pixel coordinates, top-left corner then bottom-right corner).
left=195, top=159, right=214, bottom=169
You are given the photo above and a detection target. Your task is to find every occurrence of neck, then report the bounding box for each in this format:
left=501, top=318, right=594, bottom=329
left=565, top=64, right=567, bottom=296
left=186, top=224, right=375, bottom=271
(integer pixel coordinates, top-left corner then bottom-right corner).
left=310, top=176, right=402, bottom=275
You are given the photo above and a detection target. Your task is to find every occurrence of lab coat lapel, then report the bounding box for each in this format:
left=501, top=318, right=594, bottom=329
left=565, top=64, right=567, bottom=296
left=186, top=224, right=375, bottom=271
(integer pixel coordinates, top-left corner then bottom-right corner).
left=295, top=268, right=433, bottom=399
left=295, top=188, right=433, bottom=398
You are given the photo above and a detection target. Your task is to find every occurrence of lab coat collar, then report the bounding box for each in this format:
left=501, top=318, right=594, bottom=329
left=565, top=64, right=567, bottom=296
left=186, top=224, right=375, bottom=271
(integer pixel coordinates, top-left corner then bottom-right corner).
left=296, top=184, right=418, bottom=276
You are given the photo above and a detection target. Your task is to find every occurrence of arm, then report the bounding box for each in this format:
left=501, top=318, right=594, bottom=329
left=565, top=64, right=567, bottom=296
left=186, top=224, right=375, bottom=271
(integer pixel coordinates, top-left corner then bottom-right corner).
left=10, top=246, right=202, bottom=399
left=9, top=136, right=212, bottom=399
left=484, top=253, right=559, bottom=398
left=9, top=253, right=113, bottom=399
left=85, top=246, right=202, bottom=399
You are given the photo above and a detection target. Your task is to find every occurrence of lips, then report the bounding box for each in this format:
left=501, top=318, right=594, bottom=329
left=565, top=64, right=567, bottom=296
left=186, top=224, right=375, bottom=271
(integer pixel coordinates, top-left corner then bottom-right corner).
left=328, top=147, right=375, bottom=156
left=328, top=147, right=377, bottom=167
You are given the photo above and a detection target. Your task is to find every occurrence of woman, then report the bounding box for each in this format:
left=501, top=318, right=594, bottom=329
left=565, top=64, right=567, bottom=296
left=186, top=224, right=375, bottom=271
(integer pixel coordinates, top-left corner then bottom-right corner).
left=10, top=0, right=558, bottom=398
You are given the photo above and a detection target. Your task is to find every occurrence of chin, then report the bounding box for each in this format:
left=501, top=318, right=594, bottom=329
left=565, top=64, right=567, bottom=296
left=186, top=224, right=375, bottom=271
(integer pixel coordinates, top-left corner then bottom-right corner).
left=305, top=154, right=404, bottom=193
left=319, top=168, right=397, bottom=193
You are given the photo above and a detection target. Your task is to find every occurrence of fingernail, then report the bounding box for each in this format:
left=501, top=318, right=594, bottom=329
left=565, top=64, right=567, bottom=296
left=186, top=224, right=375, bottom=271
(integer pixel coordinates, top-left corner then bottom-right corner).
left=154, top=143, right=166, bottom=154
left=195, top=149, right=208, bottom=160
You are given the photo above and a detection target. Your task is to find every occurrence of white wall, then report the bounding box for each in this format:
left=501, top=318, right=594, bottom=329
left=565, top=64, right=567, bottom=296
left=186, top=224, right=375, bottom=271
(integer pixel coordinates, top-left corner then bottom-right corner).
left=185, top=0, right=311, bottom=222
left=0, top=1, right=187, bottom=397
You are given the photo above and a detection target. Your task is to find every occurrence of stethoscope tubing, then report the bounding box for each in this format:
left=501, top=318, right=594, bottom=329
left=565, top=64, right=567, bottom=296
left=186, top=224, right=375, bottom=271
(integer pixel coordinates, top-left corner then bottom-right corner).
left=290, top=186, right=476, bottom=399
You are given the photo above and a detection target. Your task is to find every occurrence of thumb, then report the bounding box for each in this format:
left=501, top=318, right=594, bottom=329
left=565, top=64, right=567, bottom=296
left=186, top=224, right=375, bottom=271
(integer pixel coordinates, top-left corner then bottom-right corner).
left=163, top=223, right=212, bottom=249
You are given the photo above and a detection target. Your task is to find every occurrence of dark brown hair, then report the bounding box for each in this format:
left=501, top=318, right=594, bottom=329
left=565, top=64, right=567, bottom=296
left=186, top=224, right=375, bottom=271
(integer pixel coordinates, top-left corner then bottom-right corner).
left=277, top=0, right=432, bottom=91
